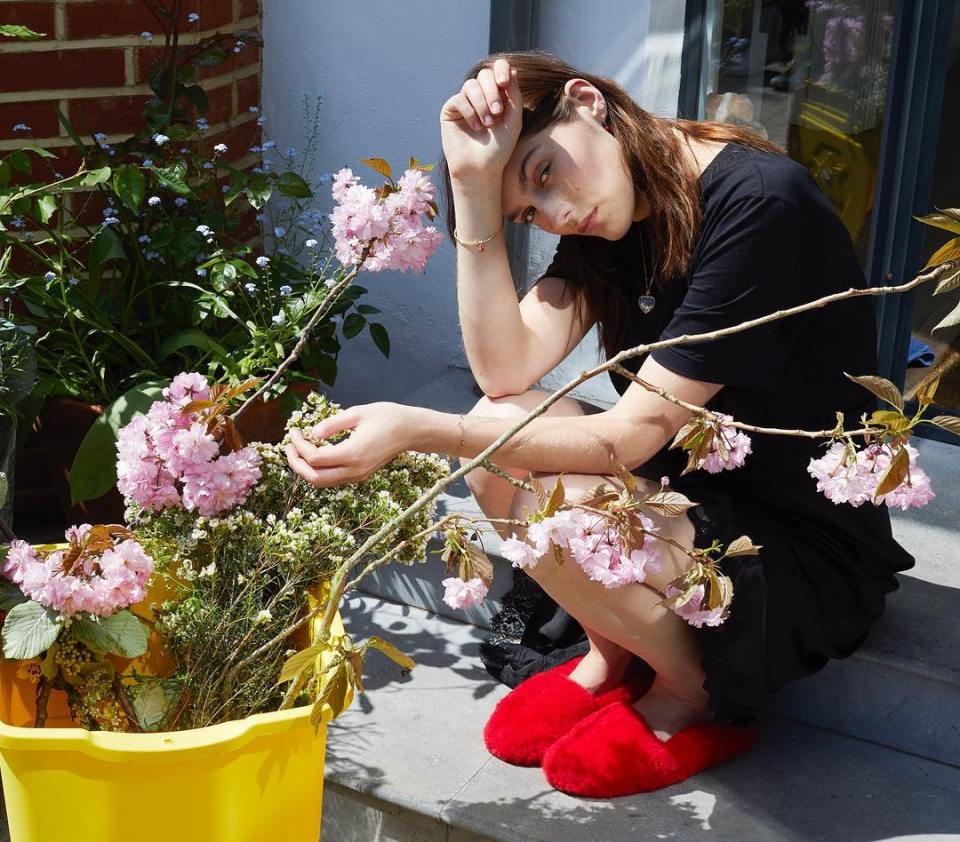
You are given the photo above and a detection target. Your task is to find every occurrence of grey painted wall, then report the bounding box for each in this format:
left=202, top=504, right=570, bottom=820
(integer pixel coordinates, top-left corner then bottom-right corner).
left=262, top=1, right=685, bottom=411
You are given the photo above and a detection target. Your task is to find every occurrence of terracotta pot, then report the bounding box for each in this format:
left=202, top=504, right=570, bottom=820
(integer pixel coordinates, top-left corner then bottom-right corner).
left=233, top=382, right=315, bottom=445
left=33, top=396, right=126, bottom=527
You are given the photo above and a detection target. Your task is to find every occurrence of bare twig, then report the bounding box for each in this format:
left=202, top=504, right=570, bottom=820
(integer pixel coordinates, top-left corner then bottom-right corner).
left=112, top=677, right=144, bottom=733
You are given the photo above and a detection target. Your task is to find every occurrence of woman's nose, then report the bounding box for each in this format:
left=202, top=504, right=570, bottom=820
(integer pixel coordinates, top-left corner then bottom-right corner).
left=541, top=199, right=574, bottom=233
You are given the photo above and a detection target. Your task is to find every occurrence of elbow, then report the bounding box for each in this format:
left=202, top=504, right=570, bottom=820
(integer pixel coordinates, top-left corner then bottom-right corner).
left=474, top=374, right=533, bottom=400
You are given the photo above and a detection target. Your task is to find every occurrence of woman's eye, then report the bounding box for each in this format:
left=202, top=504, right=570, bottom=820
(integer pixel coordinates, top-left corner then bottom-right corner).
left=523, top=207, right=535, bottom=224
left=539, top=164, right=550, bottom=185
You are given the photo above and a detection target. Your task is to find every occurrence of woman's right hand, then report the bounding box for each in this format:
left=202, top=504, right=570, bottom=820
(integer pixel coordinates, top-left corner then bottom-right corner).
left=440, top=57, right=523, bottom=183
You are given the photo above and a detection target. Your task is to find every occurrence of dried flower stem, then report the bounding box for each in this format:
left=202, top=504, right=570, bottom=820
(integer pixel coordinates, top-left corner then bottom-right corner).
left=112, top=677, right=144, bottom=733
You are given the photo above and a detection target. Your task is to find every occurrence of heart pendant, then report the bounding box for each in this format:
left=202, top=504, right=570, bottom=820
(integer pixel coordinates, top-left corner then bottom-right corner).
left=638, top=294, right=656, bottom=314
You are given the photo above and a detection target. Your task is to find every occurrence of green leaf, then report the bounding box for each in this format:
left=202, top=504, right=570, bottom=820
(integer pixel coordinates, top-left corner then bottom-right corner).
left=929, top=415, right=960, bottom=437
left=78, top=167, right=111, bottom=189
left=276, top=171, right=312, bottom=199
left=153, top=161, right=192, bottom=196
left=210, top=261, right=237, bottom=292
left=156, top=328, right=228, bottom=362
left=22, top=144, right=57, bottom=160
left=87, top=225, right=126, bottom=284
left=366, top=636, right=416, bottom=671
left=356, top=304, right=381, bottom=315
left=193, top=45, right=228, bottom=67
left=314, top=353, right=337, bottom=386
left=0, top=577, right=27, bottom=612
left=0, top=24, right=45, bottom=40
left=130, top=680, right=180, bottom=731
left=36, top=194, right=57, bottom=224
left=8, top=151, right=31, bottom=175
left=182, top=85, right=209, bottom=115
left=278, top=643, right=324, bottom=684
left=71, top=610, right=148, bottom=658
left=342, top=312, right=365, bottom=339
left=113, top=164, right=146, bottom=212
left=245, top=174, right=272, bottom=209
left=368, top=322, right=389, bottom=358
left=0, top=471, right=6, bottom=508
left=69, top=379, right=167, bottom=505
left=2, top=600, right=62, bottom=660
left=56, top=104, right=87, bottom=155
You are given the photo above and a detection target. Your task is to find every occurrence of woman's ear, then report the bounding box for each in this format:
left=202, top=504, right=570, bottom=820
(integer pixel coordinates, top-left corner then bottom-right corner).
left=562, top=78, right=605, bottom=122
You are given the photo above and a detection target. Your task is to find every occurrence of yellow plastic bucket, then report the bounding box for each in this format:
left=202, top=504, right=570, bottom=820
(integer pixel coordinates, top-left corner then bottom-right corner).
left=0, top=570, right=351, bottom=842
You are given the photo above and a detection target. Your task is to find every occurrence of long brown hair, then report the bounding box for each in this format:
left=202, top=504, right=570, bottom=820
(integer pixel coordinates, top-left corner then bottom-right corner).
left=439, top=50, right=786, bottom=361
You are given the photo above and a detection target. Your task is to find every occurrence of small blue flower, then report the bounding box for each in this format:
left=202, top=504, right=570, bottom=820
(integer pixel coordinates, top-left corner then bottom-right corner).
left=201, top=161, right=214, bottom=170
left=221, top=184, right=230, bottom=193
left=44, top=271, right=56, bottom=281
left=244, top=282, right=257, bottom=293
left=256, top=115, right=265, bottom=126
left=233, top=46, right=241, bottom=53
left=68, top=277, right=80, bottom=286
left=147, top=196, right=161, bottom=207
left=251, top=166, right=263, bottom=174
left=255, top=256, right=270, bottom=268
left=12, top=123, right=30, bottom=133
left=248, top=106, right=259, bottom=113
left=262, top=140, right=276, bottom=150
left=279, top=285, right=292, bottom=296
left=143, top=158, right=153, bottom=167
left=284, top=147, right=296, bottom=159
left=138, top=234, right=151, bottom=244
left=248, top=145, right=262, bottom=154
left=10, top=217, right=26, bottom=229
left=93, top=132, right=107, bottom=142
left=195, top=224, right=213, bottom=237
left=153, top=133, right=170, bottom=146
left=180, top=147, right=189, bottom=154
left=255, top=213, right=265, bottom=222
left=102, top=217, right=120, bottom=226
left=196, top=268, right=208, bottom=277
left=304, top=239, right=318, bottom=249
left=272, top=312, right=286, bottom=325
left=213, top=143, right=228, bottom=155
left=187, top=11, right=200, bottom=23
left=141, top=31, right=153, bottom=41
left=174, top=197, right=189, bottom=207
left=273, top=226, right=285, bottom=237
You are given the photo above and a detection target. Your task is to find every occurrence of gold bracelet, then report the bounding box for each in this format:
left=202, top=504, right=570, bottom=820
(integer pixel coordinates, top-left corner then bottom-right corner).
left=452, top=222, right=503, bottom=253
left=457, top=414, right=465, bottom=453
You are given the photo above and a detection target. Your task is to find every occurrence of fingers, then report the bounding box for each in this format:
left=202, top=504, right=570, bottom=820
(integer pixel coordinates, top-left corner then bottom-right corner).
left=285, top=442, right=355, bottom=488
left=442, top=60, right=516, bottom=131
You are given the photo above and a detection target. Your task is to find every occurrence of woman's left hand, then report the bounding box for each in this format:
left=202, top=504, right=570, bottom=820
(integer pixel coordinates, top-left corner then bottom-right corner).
left=285, top=401, right=419, bottom=488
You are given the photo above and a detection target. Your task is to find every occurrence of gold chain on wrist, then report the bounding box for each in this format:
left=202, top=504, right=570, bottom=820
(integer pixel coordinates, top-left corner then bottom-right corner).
left=452, top=222, right=503, bottom=253
left=457, top=414, right=465, bottom=453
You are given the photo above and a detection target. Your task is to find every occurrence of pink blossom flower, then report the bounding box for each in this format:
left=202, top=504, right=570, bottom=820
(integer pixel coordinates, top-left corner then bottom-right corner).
left=666, top=584, right=725, bottom=628
left=162, top=371, right=211, bottom=408
left=441, top=577, right=488, bottom=609
left=699, top=417, right=752, bottom=474
left=500, top=536, right=541, bottom=570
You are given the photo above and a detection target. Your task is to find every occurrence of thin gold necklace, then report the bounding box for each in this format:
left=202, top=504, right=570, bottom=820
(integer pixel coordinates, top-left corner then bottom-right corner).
left=637, top=225, right=656, bottom=314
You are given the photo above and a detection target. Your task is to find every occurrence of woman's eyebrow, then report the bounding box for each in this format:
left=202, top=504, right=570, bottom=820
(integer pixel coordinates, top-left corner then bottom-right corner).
left=507, top=144, right=541, bottom=221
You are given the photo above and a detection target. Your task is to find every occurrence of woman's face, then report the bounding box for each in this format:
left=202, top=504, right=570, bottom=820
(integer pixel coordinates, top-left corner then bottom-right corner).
left=499, top=81, right=649, bottom=240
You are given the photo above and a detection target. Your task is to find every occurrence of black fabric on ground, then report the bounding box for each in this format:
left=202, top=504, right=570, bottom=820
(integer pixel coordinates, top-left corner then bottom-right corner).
left=480, top=142, right=915, bottom=720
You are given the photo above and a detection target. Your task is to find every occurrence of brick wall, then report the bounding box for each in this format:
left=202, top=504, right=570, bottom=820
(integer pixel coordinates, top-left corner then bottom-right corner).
left=2, top=0, right=263, bottom=528
left=0, top=0, right=262, bottom=180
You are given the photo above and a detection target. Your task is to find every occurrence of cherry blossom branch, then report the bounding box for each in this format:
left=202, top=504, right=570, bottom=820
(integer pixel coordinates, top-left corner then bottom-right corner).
left=311, top=259, right=958, bottom=642
left=609, top=365, right=884, bottom=440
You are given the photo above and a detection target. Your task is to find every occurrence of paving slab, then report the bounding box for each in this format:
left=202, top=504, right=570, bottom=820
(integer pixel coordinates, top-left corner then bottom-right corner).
left=324, top=594, right=960, bottom=842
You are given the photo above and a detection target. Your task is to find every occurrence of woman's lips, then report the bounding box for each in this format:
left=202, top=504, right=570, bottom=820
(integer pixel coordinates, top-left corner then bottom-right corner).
left=577, top=207, right=597, bottom=235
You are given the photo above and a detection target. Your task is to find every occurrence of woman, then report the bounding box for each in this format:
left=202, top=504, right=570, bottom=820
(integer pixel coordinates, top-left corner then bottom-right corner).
left=286, top=51, right=914, bottom=797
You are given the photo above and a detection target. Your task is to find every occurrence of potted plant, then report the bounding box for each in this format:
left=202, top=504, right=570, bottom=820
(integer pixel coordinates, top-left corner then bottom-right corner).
left=0, top=16, right=399, bottom=522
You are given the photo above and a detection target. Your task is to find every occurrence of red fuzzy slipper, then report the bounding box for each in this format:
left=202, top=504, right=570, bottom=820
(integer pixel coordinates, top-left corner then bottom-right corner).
left=543, top=701, right=757, bottom=798
left=483, top=656, right=653, bottom=767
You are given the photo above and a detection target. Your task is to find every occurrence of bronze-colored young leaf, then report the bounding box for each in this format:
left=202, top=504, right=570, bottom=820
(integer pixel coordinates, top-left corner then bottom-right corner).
left=360, top=156, right=393, bottom=181
left=643, top=490, right=697, bottom=517
left=529, top=476, right=547, bottom=509
left=723, top=535, right=762, bottom=558
left=916, top=208, right=960, bottom=235
left=930, top=415, right=960, bottom=436
left=310, top=661, right=351, bottom=726
left=278, top=643, right=324, bottom=684
left=543, top=476, right=566, bottom=517
left=924, top=236, right=960, bottom=269
left=873, top=445, right=910, bottom=499
left=934, top=263, right=960, bottom=296
left=462, top=543, right=494, bottom=587
left=366, top=636, right=416, bottom=672
left=844, top=373, right=904, bottom=412
left=933, top=300, right=960, bottom=332
left=914, top=376, right=940, bottom=407
left=346, top=650, right=365, bottom=694
left=670, top=418, right=702, bottom=450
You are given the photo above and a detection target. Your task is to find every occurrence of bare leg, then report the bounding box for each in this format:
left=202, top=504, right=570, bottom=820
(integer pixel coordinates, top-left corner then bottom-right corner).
left=461, top=391, right=635, bottom=691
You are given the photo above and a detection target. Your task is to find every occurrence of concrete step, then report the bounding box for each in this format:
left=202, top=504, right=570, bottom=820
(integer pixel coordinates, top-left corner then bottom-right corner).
left=355, top=364, right=960, bottom=769
left=322, top=594, right=960, bottom=842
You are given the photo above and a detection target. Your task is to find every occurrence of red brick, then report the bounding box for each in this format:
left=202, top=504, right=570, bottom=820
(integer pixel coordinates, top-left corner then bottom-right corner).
left=238, top=0, right=260, bottom=19
left=67, top=94, right=152, bottom=137
left=208, top=119, right=260, bottom=159
left=67, top=0, right=233, bottom=39
left=0, top=99, right=61, bottom=140
left=235, top=73, right=260, bottom=115
left=203, top=83, right=233, bottom=124
left=0, top=2, right=56, bottom=40
left=0, top=48, right=125, bottom=92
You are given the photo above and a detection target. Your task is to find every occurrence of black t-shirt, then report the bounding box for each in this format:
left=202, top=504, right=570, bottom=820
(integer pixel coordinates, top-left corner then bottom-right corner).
left=539, top=142, right=914, bottom=573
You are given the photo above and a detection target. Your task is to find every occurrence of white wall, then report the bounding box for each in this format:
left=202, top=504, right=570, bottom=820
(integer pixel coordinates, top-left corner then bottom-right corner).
left=261, top=0, right=490, bottom=405
left=262, top=0, right=686, bottom=410
left=530, top=0, right=687, bottom=406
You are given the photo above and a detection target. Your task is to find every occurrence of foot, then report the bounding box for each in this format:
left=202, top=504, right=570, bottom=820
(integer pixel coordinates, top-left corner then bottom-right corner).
left=631, top=682, right=712, bottom=741
left=566, top=647, right=632, bottom=695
